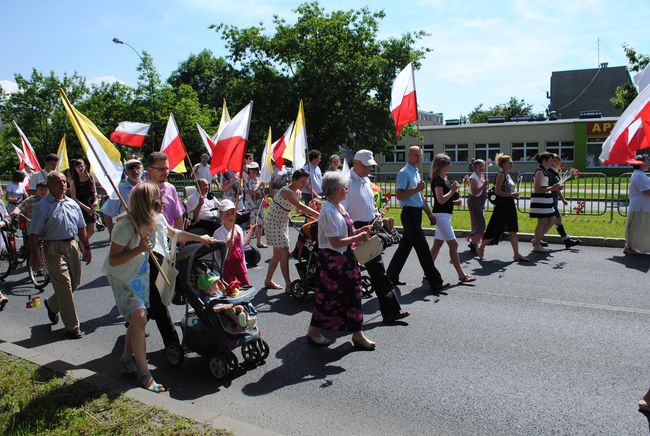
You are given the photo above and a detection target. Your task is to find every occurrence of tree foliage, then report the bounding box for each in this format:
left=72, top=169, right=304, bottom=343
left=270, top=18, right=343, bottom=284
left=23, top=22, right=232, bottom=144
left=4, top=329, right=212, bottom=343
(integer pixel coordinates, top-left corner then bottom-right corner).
left=467, top=97, right=533, bottom=124
left=610, top=44, right=650, bottom=111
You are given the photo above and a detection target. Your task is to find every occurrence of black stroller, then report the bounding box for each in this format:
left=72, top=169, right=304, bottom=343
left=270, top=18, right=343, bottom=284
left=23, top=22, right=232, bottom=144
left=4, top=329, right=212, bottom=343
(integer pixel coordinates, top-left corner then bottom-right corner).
left=165, top=241, right=269, bottom=380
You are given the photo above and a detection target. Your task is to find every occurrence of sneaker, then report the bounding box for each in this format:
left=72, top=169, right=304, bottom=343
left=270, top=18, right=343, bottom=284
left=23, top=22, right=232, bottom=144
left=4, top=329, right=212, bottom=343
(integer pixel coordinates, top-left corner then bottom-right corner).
left=564, top=238, right=581, bottom=249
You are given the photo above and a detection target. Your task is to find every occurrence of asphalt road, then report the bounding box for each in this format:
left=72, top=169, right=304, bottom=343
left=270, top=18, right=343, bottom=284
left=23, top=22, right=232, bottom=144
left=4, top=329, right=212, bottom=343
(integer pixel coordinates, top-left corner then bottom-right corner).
left=1, top=229, right=649, bottom=435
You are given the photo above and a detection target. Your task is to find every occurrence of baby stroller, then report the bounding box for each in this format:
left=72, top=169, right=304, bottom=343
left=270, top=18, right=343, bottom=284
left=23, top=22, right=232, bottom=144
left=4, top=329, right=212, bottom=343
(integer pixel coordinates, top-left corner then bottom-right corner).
left=289, top=219, right=373, bottom=299
left=166, top=241, right=269, bottom=381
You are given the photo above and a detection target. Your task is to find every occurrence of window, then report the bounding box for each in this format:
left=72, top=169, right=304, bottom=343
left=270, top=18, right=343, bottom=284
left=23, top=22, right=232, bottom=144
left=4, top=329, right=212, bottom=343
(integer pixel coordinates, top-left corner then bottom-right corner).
left=383, top=145, right=405, bottom=163
left=511, top=142, right=539, bottom=161
left=585, top=139, right=628, bottom=167
left=546, top=141, right=574, bottom=161
left=423, top=146, right=435, bottom=163
left=444, top=144, right=468, bottom=162
left=474, top=143, right=501, bottom=161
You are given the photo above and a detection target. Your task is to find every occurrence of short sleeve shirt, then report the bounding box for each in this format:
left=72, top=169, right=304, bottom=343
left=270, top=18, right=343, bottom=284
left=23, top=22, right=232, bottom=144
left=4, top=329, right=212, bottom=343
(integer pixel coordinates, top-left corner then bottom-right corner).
left=396, top=163, right=422, bottom=208
left=28, top=194, right=85, bottom=240
left=29, top=170, right=49, bottom=188
left=318, top=200, right=349, bottom=254
left=341, top=169, right=376, bottom=222
left=301, top=163, right=323, bottom=195
left=103, top=216, right=147, bottom=280
left=160, top=181, right=185, bottom=225
left=629, top=169, right=650, bottom=212
left=431, top=176, right=454, bottom=214
left=100, top=180, right=135, bottom=218
left=186, top=191, right=220, bottom=221
left=213, top=224, right=246, bottom=253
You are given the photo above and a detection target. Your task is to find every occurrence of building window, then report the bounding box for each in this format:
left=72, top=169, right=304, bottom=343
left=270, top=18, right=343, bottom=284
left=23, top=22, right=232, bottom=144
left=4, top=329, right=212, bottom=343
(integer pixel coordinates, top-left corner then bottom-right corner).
left=383, top=145, right=405, bottom=163
left=546, top=141, right=574, bottom=161
left=474, top=143, right=501, bottom=162
left=444, top=144, right=468, bottom=162
left=423, top=146, right=435, bottom=163
left=511, top=142, right=539, bottom=161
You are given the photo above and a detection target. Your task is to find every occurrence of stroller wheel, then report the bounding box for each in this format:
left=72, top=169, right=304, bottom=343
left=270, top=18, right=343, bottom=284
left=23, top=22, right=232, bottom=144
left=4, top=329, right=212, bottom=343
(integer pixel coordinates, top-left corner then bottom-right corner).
left=209, top=356, right=229, bottom=380
left=242, top=342, right=262, bottom=365
left=256, top=339, right=270, bottom=361
left=226, top=351, right=239, bottom=376
left=166, top=343, right=184, bottom=367
left=289, top=279, right=308, bottom=300
left=361, top=276, right=373, bottom=298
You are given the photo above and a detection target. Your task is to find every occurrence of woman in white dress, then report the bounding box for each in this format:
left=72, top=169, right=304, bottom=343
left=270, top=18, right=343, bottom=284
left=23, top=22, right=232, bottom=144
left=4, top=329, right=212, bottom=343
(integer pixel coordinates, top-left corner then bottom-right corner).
left=624, top=155, right=650, bottom=255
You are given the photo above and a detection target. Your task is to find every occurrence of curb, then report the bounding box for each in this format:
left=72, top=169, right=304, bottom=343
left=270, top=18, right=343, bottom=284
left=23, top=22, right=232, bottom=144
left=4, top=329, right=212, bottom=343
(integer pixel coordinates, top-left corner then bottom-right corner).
left=0, top=340, right=283, bottom=436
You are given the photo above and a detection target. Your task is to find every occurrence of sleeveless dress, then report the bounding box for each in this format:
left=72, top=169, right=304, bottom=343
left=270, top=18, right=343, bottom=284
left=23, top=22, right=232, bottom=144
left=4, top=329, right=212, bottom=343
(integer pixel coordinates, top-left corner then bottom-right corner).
left=266, top=185, right=297, bottom=248
left=310, top=211, right=363, bottom=332
left=467, top=172, right=488, bottom=243
left=75, top=178, right=97, bottom=224
left=529, top=167, right=555, bottom=218
left=223, top=230, right=250, bottom=286
left=484, top=172, right=519, bottom=244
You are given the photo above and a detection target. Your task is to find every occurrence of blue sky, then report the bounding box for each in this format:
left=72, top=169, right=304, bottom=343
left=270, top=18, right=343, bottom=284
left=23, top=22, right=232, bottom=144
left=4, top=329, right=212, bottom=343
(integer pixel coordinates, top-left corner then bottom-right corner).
left=1, top=0, right=649, bottom=119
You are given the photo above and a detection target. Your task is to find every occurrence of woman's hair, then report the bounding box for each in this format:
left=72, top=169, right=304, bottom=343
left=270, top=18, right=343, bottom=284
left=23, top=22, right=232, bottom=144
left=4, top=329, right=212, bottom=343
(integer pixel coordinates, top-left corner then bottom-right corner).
left=468, top=158, right=485, bottom=172
left=292, top=168, right=310, bottom=181
left=71, top=159, right=91, bottom=187
left=534, top=152, right=554, bottom=164
left=12, top=170, right=26, bottom=183
left=321, top=171, right=349, bottom=197
left=127, top=182, right=161, bottom=228
left=430, top=153, right=451, bottom=179
left=632, top=154, right=649, bottom=170
left=329, top=154, right=340, bottom=164
left=495, top=153, right=512, bottom=168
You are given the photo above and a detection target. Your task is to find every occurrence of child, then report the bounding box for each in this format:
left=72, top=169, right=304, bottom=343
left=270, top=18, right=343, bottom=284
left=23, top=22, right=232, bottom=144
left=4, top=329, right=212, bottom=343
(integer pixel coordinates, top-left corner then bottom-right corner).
left=212, top=199, right=256, bottom=286
left=197, top=272, right=256, bottom=329
left=243, top=162, right=267, bottom=248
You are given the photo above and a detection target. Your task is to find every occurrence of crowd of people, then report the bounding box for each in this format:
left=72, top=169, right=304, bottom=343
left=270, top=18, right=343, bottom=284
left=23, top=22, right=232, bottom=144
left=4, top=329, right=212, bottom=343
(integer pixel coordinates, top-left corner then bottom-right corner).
left=0, top=144, right=648, bottom=397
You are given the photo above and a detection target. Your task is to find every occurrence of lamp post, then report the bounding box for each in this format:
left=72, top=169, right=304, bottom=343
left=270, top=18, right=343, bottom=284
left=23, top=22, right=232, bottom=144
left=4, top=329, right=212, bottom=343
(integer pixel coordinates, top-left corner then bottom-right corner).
left=112, top=37, right=157, bottom=153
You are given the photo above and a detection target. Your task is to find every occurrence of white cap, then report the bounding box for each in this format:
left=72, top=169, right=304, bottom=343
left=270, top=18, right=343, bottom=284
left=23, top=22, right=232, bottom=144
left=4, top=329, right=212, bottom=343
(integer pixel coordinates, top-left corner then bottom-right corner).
left=218, top=199, right=236, bottom=212
left=125, top=159, right=142, bottom=167
left=247, top=162, right=260, bottom=170
left=353, top=149, right=377, bottom=166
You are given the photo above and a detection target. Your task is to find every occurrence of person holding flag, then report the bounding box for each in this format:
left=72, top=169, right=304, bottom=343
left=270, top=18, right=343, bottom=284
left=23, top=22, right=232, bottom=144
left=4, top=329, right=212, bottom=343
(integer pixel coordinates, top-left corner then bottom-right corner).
left=5, top=171, right=28, bottom=214
left=28, top=154, right=58, bottom=195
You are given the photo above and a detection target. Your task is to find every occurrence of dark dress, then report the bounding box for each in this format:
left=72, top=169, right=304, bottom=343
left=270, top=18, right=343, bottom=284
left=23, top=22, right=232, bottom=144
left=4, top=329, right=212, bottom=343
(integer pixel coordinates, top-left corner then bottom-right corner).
left=484, top=172, right=518, bottom=243
left=547, top=167, right=562, bottom=217
left=75, top=178, right=97, bottom=224
left=310, top=212, right=363, bottom=332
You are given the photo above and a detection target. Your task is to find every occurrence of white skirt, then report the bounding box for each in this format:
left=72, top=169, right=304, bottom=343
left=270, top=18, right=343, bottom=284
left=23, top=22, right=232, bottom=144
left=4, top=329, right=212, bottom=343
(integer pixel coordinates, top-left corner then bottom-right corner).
left=626, top=210, right=650, bottom=254
left=433, top=213, right=456, bottom=241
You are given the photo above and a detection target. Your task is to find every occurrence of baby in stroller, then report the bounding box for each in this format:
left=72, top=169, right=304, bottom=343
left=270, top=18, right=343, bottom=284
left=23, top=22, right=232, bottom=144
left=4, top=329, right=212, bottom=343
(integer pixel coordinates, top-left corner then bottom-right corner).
left=196, top=269, right=256, bottom=330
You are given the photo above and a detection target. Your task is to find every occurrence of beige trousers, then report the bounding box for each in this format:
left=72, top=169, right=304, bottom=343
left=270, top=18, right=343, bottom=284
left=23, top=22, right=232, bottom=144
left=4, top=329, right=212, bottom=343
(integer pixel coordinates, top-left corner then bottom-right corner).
left=43, top=239, right=81, bottom=331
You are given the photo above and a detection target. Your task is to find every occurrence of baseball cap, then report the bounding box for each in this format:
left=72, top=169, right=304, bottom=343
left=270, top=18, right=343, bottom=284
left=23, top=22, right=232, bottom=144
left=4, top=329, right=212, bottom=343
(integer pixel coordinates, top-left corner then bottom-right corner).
left=247, top=162, right=260, bottom=170
left=197, top=273, right=219, bottom=292
left=218, top=199, right=236, bottom=212
left=125, top=159, right=142, bottom=168
left=353, top=149, right=377, bottom=166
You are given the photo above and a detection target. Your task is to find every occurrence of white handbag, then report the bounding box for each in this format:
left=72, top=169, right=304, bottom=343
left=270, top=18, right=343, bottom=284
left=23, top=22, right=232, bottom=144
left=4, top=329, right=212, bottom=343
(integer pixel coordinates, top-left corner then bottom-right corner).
left=352, top=235, right=383, bottom=265
left=155, top=230, right=179, bottom=306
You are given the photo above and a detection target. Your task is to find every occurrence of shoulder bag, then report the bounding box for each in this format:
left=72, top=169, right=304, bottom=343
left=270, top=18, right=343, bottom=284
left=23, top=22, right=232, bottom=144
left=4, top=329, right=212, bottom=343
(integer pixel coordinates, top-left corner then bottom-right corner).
left=155, top=230, right=179, bottom=306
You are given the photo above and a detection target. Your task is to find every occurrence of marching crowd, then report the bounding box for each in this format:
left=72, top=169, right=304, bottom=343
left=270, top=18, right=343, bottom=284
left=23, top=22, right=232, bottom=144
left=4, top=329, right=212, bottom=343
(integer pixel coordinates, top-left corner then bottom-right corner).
left=0, top=145, right=649, bottom=396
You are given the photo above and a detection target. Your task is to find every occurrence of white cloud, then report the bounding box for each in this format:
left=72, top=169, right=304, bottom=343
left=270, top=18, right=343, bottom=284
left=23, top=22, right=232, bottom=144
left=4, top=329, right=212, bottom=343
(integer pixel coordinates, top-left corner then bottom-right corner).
left=0, top=80, right=18, bottom=94
left=86, top=75, right=121, bottom=86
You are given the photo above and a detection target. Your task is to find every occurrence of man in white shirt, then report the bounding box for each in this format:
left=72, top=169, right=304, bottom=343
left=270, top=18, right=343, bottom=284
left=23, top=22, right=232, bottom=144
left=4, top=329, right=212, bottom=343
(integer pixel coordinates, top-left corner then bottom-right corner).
left=342, top=150, right=409, bottom=323
left=192, top=154, right=213, bottom=184
left=301, top=150, right=323, bottom=203
left=28, top=153, right=58, bottom=195
left=186, top=178, right=221, bottom=234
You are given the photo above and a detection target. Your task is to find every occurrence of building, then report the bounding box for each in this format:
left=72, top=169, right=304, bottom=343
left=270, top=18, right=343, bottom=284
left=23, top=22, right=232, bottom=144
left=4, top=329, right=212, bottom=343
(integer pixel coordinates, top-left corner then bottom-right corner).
left=418, top=110, right=443, bottom=126
left=378, top=117, right=627, bottom=177
left=549, top=64, right=631, bottom=119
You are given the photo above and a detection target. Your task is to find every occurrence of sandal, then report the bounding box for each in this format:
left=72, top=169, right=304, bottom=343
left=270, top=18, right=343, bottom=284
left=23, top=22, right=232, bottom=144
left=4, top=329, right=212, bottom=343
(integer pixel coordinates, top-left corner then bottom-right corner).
left=459, top=275, right=477, bottom=283
left=0, top=296, right=8, bottom=311
left=623, top=247, right=640, bottom=255
left=139, top=374, right=165, bottom=393
left=513, top=255, right=529, bottom=262
left=640, top=399, right=650, bottom=413
left=306, top=334, right=332, bottom=346
left=264, top=281, right=282, bottom=290
left=120, top=355, right=138, bottom=379
left=257, top=242, right=268, bottom=248
left=476, top=246, right=485, bottom=260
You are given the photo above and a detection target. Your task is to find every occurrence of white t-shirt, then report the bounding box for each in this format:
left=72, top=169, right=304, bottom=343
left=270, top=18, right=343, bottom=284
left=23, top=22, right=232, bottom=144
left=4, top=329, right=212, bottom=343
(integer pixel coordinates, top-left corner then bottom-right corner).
left=103, top=216, right=147, bottom=281
left=318, top=200, right=349, bottom=254
left=341, top=169, right=376, bottom=222
left=629, top=170, right=650, bottom=212
left=469, top=172, right=485, bottom=197
left=213, top=224, right=244, bottom=250
left=29, top=170, right=49, bottom=188
left=193, top=163, right=213, bottom=182
left=185, top=191, right=220, bottom=221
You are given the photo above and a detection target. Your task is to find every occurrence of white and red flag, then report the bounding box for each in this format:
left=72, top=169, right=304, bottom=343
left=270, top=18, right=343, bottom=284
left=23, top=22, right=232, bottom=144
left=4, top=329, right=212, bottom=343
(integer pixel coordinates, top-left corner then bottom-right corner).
left=197, top=122, right=216, bottom=159
left=390, top=62, right=418, bottom=137
left=110, top=121, right=150, bottom=148
left=210, top=101, right=253, bottom=174
left=13, top=121, right=41, bottom=172
left=599, top=83, right=650, bottom=164
left=11, top=143, right=28, bottom=171
left=272, top=121, right=294, bottom=170
left=160, top=114, right=188, bottom=172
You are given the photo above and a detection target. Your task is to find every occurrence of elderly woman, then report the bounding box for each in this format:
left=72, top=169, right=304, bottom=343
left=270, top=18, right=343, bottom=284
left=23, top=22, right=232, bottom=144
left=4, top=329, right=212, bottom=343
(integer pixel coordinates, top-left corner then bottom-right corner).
left=264, top=169, right=319, bottom=290
left=306, top=172, right=375, bottom=349
left=624, top=155, right=650, bottom=255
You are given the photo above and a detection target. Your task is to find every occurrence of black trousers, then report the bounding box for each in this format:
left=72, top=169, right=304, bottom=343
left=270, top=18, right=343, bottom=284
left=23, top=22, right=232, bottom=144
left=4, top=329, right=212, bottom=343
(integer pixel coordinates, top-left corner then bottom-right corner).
left=387, top=206, right=443, bottom=287
left=354, top=221, right=402, bottom=318
left=148, top=253, right=180, bottom=347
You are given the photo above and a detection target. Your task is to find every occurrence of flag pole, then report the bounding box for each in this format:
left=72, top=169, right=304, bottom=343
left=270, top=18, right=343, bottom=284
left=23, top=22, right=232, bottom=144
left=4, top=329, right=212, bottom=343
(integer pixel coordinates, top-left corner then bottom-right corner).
left=59, top=89, right=170, bottom=286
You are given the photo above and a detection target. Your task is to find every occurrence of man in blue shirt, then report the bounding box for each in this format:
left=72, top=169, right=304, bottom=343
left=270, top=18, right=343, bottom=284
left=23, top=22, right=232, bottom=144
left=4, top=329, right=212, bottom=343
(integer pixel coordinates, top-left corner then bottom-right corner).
left=29, top=171, right=91, bottom=339
left=387, top=146, right=449, bottom=292
left=301, top=150, right=323, bottom=203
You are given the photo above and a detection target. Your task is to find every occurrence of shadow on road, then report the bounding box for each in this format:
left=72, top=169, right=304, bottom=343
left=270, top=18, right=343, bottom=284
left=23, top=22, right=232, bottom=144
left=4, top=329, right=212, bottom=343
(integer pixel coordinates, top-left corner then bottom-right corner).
left=606, top=254, right=650, bottom=273
left=77, top=275, right=110, bottom=291
left=251, top=288, right=313, bottom=316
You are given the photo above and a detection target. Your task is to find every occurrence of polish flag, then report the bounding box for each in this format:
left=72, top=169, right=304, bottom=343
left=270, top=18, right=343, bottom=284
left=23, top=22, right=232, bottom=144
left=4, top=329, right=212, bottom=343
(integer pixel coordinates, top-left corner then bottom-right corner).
left=109, top=121, right=150, bottom=148
left=211, top=101, right=253, bottom=174
left=599, top=83, right=650, bottom=164
left=272, top=121, right=294, bottom=169
left=160, top=114, right=188, bottom=171
left=390, top=63, right=418, bottom=137
left=11, top=143, right=28, bottom=171
left=14, top=121, right=42, bottom=172
left=197, top=122, right=216, bottom=158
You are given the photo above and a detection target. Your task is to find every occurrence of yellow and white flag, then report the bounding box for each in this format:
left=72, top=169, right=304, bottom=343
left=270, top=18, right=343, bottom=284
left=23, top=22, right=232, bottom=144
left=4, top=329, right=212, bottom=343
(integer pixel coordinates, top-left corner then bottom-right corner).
left=284, top=99, right=307, bottom=169
left=212, top=99, right=231, bottom=142
left=55, top=134, right=69, bottom=172
left=59, top=89, right=123, bottom=198
left=260, top=127, right=273, bottom=183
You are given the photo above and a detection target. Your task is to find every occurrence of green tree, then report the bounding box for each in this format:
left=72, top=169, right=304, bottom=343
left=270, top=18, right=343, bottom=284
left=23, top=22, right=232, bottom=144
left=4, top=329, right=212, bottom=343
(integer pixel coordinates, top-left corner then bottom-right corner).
left=610, top=44, right=650, bottom=110
left=210, top=1, right=429, bottom=160
left=467, top=97, right=533, bottom=124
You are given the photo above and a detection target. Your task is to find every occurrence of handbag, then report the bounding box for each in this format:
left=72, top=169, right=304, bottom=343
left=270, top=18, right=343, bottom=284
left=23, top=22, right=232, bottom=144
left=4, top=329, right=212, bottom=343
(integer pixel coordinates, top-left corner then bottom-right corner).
left=353, top=235, right=383, bottom=265
left=155, top=230, right=179, bottom=306
left=487, top=186, right=504, bottom=206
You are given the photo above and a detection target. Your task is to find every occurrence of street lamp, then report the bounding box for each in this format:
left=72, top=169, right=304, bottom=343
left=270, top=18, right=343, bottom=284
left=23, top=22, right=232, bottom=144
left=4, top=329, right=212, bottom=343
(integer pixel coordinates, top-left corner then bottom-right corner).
left=112, top=37, right=157, bottom=152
